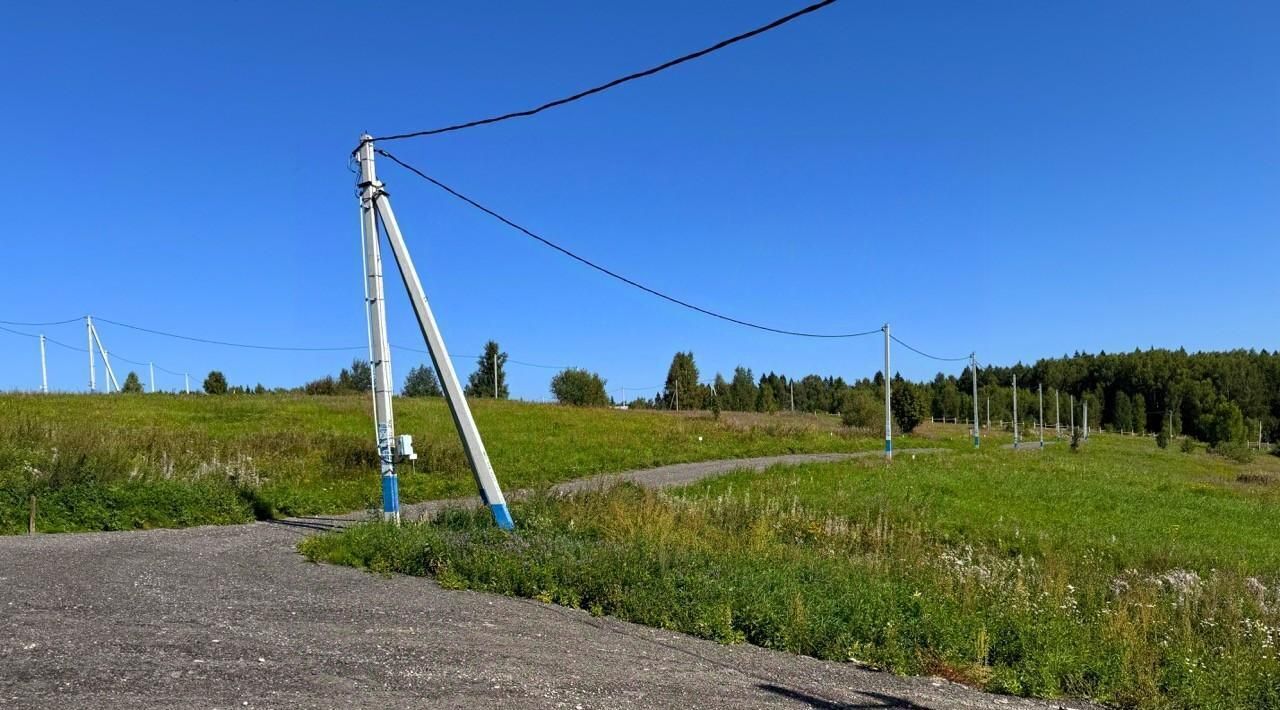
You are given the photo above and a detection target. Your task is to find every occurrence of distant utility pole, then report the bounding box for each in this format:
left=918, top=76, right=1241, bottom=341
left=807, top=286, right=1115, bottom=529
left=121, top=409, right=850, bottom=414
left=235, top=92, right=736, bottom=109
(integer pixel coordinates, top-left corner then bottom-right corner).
left=85, top=317, right=119, bottom=393
left=1039, top=383, right=1045, bottom=449
left=492, top=352, right=498, bottom=399
left=39, top=334, right=48, bottom=394
left=970, top=353, right=979, bottom=448
left=1084, top=400, right=1090, bottom=440
left=789, top=380, right=795, bottom=413
left=675, top=380, right=680, bottom=412
left=986, top=396, right=990, bottom=430
left=883, top=323, right=892, bottom=462
left=1070, top=394, right=1075, bottom=433
left=1054, top=389, right=1060, bottom=437
left=86, top=317, right=96, bottom=392
left=149, top=362, right=156, bottom=394
left=1012, top=374, right=1019, bottom=449
left=184, top=373, right=191, bottom=395
left=357, top=135, right=512, bottom=528
left=1168, top=409, right=1173, bottom=440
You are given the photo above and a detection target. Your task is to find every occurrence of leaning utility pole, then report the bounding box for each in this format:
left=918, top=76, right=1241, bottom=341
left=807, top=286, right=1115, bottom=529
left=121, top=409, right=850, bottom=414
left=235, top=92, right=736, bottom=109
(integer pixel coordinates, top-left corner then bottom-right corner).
left=883, top=323, right=892, bottom=462
left=39, top=335, right=48, bottom=394
left=357, top=135, right=512, bottom=529
left=1012, top=374, right=1019, bottom=449
left=86, top=318, right=119, bottom=393
left=970, top=353, right=979, bottom=448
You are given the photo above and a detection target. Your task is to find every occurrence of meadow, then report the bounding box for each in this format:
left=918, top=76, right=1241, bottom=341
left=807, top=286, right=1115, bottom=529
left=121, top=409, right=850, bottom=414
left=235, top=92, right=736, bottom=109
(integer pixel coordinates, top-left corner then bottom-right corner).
left=302, top=430, right=1280, bottom=709
left=0, top=393, right=894, bottom=533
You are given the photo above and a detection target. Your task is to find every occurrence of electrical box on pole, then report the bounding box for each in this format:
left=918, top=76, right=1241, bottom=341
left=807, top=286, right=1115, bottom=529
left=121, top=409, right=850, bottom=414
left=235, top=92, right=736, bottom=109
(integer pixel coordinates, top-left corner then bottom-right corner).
left=356, top=135, right=513, bottom=530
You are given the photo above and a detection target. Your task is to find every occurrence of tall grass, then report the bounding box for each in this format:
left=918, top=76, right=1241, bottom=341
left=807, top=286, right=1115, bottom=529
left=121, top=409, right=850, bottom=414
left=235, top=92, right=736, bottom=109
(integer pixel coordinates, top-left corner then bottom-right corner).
left=0, top=393, right=891, bottom=533
left=302, top=437, right=1280, bottom=708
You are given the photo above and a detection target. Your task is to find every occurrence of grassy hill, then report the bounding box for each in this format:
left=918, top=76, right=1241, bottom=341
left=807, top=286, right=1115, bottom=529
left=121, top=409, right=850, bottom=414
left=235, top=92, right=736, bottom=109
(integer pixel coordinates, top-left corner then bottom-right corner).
left=0, top=393, right=895, bottom=533
left=303, top=430, right=1280, bottom=709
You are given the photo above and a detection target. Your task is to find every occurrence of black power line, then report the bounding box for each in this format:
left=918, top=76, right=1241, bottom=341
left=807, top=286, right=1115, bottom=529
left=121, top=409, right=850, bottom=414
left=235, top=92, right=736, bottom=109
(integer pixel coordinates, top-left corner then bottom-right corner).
left=377, top=149, right=879, bottom=339
left=0, top=317, right=84, bottom=326
left=889, top=334, right=970, bottom=363
left=93, top=316, right=367, bottom=352
left=366, top=0, right=837, bottom=144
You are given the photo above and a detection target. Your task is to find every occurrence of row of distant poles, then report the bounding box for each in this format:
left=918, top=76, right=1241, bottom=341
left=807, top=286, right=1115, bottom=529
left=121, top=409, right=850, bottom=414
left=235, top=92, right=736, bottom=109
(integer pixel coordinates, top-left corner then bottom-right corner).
left=28, top=316, right=192, bottom=395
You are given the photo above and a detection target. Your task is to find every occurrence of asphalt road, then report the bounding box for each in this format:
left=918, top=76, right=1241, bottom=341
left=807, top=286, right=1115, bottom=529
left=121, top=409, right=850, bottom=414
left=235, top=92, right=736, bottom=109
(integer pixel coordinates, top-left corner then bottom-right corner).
left=1, top=452, right=1096, bottom=710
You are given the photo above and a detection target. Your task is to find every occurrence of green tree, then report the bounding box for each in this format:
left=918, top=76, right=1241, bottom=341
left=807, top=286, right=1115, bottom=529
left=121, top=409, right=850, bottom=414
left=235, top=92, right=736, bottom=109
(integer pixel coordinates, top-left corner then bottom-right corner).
left=403, top=364, right=443, bottom=397
left=757, top=381, right=778, bottom=413
left=663, top=352, right=701, bottom=410
left=337, top=359, right=372, bottom=393
left=465, top=341, right=508, bottom=399
left=121, top=371, right=144, bottom=394
left=1114, top=391, right=1133, bottom=432
left=891, top=378, right=928, bottom=434
left=727, top=367, right=757, bottom=412
left=1201, top=400, right=1245, bottom=447
left=550, top=368, right=609, bottom=406
left=1133, top=394, right=1147, bottom=434
left=203, top=370, right=228, bottom=395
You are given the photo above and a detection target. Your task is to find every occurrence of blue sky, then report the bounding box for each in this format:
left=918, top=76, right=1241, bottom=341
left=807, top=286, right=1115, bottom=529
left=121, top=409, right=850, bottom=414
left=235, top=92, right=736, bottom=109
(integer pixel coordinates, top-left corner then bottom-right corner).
left=1, top=1, right=1276, bottom=399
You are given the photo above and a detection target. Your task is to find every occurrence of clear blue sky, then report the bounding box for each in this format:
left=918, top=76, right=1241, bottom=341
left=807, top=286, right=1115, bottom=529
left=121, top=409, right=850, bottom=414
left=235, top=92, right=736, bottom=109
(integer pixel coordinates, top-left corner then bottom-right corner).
left=1, top=1, right=1276, bottom=399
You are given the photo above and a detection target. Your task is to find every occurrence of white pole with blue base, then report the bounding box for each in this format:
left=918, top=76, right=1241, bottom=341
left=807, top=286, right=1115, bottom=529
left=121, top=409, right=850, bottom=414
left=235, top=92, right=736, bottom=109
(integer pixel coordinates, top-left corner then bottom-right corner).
left=357, top=135, right=514, bottom=530
left=883, top=324, right=892, bottom=462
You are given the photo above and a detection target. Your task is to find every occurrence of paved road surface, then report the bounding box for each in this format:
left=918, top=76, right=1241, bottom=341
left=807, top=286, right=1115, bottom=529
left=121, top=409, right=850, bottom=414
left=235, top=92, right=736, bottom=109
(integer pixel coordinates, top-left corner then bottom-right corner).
left=1, top=452, right=1095, bottom=710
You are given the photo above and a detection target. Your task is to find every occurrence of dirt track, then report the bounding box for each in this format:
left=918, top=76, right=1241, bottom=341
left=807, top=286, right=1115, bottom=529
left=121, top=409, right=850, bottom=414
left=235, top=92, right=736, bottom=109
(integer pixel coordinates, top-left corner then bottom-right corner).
left=1, top=452, right=1095, bottom=709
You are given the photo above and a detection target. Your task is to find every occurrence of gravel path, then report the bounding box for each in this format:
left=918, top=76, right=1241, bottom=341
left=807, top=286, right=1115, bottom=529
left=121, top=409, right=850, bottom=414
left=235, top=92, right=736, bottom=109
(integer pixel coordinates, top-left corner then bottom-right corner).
left=0, top=451, right=1096, bottom=710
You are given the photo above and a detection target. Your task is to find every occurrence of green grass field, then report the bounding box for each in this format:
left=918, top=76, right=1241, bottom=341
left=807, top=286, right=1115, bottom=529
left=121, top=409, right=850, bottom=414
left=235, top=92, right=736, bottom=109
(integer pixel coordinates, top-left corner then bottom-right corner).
left=0, top=393, right=894, bottom=533
left=302, top=430, right=1280, bottom=709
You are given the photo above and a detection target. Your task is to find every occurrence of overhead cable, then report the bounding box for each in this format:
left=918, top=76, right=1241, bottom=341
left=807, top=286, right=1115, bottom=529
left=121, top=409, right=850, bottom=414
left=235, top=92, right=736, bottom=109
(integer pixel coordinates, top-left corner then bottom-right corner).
left=376, top=149, right=879, bottom=339
left=365, top=0, right=837, bottom=144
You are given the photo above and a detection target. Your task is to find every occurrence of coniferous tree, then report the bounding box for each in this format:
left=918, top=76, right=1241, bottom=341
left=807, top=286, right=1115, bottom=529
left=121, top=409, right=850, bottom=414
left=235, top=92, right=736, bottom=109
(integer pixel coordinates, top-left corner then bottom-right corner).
left=465, top=341, right=509, bottom=399
left=663, top=352, right=700, bottom=410
left=121, top=371, right=144, bottom=394
left=203, top=370, right=228, bottom=395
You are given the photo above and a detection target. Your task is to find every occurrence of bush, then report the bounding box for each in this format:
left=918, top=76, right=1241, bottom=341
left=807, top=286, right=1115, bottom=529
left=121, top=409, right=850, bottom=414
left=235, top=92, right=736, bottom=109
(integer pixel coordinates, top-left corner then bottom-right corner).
left=1180, top=437, right=1196, bottom=454
left=549, top=368, right=609, bottom=407
left=1070, top=427, right=1082, bottom=452
left=890, top=382, right=928, bottom=434
left=203, top=370, right=228, bottom=395
left=121, top=371, right=145, bottom=394
left=1155, top=427, right=1170, bottom=449
left=402, top=364, right=443, bottom=397
left=1272, top=442, right=1280, bottom=458
left=839, top=389, right=880, bottom=429
left=1214, top=441, right=1255, bottom=464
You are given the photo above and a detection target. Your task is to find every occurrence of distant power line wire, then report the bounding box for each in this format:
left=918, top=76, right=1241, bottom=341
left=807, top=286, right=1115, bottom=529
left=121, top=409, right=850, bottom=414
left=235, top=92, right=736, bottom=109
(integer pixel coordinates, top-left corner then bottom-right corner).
left=365, top=0, right=838, bottom=144
left=93, top=316, right=367, bottom=352
left=889, top=334, right=971, bottom=363
left=0, top=317, right=84, bottom=327
left=376, top=149, right=880, bottom=339
left=0, top=324, right=86, bottom=353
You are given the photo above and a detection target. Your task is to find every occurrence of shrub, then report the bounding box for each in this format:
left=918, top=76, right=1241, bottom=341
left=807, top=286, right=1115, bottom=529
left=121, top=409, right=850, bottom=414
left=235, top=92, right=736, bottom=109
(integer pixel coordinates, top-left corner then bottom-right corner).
left=203, top=370, right=228, bottom=395
left=839, top=389, right=880, bottom=429
left=890, top=382, right=928, bottom=434
left=1155, top=427, right=1170, bottom=449
left=549, top=368, right=609, bottom=407
left=1070, top=427, right=1082, bottom=452
left=1214, top=441, right=1255, bottom=464
left=121, top=371, right=144, bottom=394
left=402, top=365, right=443, bottom=397
left=1180, top=437, right=1196, bottom=454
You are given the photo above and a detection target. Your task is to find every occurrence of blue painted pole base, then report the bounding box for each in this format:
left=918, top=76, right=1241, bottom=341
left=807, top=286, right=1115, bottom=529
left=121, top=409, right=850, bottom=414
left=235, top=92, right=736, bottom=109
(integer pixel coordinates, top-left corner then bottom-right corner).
left=381, top=473, right=400, bottom=520
left=490, top=503, right=515, bottom=531
left=973, top=435, right=980, bottom=448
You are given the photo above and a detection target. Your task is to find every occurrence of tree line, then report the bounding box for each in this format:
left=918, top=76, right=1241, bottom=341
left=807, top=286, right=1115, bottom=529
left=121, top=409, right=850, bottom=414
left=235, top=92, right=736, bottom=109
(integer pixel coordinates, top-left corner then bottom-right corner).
left=175, top=343, right=1279, bottom=450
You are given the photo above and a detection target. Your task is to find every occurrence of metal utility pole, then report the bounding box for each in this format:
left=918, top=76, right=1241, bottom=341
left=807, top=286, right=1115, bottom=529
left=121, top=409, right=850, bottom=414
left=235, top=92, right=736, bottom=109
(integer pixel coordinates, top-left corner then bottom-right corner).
left=1012, top=374, right=1019, bottom=449
left=87, top=319, right=119, bottom=393
left=39, top=335, right=48, bottom=393
left=1039, top=383, right=1045, bottom=449
left=86, top=317, right=96, bottom=392
left=970, top=353, right=979, bottom=448
left=883, top=323, right=892, bottom=462
left=357, top=136, right=512, bottom=529
left=149, top=362, right=156, bottom=394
